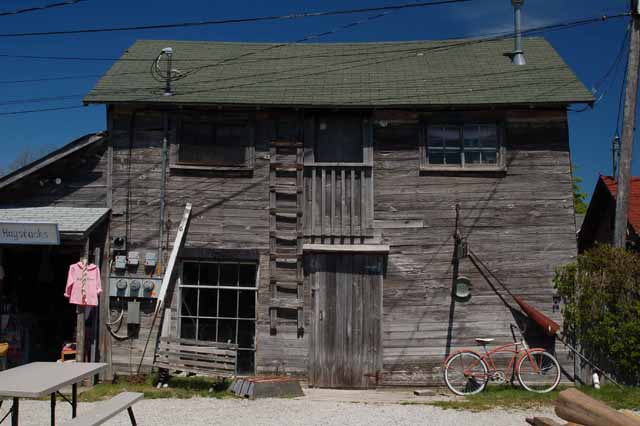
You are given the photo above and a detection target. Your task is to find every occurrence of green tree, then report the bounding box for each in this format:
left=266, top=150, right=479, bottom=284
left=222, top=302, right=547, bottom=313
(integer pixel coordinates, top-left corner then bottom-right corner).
left=554, top=245, right=640, bottom=385
left=573, top=170, right=588, bottom=215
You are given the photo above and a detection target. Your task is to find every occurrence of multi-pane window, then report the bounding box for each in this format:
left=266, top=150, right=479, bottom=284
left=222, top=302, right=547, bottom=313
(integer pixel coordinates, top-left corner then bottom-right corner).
left=177, top=120, right=251, bottom=167
left=426, top=124, right=500, bottom=167
left=179, top=261, right=257, bottom=375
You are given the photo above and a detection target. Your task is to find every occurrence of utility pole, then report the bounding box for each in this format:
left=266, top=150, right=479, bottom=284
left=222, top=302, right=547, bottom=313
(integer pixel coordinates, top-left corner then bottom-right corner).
left=613, top=1, right=640, bottom=248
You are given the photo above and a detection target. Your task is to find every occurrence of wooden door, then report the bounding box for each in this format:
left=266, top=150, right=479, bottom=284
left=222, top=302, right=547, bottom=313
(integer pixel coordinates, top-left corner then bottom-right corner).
left=308, top=253, right=383, bottom=388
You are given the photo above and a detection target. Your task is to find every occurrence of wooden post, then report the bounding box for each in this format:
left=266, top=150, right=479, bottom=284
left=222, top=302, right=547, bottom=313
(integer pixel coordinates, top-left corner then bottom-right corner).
left=76, top=238, right=90, bottom=362
left=614, top=6, right=640, bottom=248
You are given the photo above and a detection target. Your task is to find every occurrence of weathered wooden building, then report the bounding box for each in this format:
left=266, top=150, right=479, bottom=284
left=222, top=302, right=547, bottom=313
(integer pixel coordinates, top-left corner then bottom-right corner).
left=0, top=38, right=592, bottom=387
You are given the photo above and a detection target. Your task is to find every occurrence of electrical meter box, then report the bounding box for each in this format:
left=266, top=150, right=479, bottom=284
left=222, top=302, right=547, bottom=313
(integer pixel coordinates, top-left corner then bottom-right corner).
left=144, top=252, right=157, bottom=267
left=114, top=255, right=127, bottom=270
left=127, top=251, right=140, bottom=266
left=109, top=276, right=161, bottom=298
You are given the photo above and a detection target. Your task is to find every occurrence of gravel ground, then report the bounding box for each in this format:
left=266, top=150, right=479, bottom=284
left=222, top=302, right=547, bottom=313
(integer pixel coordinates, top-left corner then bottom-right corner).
left=1, top=389, right=561, bottom=426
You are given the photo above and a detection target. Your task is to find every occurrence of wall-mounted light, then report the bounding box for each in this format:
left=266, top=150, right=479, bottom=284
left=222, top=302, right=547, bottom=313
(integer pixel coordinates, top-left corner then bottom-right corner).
left=376, top=120, right=389, bottom=128
left=454, top=276, right=472, bottom=302
left=319, top=122, right=327, bottom=131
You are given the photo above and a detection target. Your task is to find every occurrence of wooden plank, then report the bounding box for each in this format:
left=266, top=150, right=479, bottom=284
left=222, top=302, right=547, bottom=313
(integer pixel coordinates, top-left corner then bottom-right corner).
left=311, top=167, right=317, bottom=236
left=341, top=168, right=346, bottom=237
left=156, top=203, right=192, bottom=311
left=59, top=392, right=143, bottom=426
left=157, top=343, right=237, bottom=357
left=321, top=168, right=326, bottom=238
left=555, top=388, right=640, bottom=426
left=331, top=168, right=336, bottom=237
left=303, top=244, right=390, bottom=253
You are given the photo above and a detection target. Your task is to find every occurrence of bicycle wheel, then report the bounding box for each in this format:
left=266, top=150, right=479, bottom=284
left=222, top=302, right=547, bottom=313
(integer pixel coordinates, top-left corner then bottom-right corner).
left=516, top=350, right=561, bottom=393
left=443, top=351, right=489, bottom=396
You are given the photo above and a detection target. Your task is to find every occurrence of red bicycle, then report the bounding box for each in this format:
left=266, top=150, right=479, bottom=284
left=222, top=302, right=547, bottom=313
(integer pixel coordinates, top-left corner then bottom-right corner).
left=443, top=324, right=561, bottom=395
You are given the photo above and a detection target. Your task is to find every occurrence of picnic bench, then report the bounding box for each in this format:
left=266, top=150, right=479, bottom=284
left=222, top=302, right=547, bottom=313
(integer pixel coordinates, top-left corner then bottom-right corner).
left=60, top=392, right=143, bottom=426
left=154, top=337, right=238, bottom=379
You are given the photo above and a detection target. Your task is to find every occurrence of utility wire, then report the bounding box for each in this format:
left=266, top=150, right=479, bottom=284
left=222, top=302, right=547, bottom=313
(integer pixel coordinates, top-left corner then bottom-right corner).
left=0, top=105, right=88, bottom=116
left=0, top=0, right=473, bottom=38
left=0, top=0, right=89, bottom=17
left=0, top=12, right=629, bottom=114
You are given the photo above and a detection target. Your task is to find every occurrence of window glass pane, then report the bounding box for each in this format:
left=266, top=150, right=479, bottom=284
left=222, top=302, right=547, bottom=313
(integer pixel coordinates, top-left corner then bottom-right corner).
left=444, top=127, right=460, bottom=149
left=179, top=121, right=248, bottom=166
left=237, top=350, right=255, bottom=375
left=197, top=319, right=217, bottom=342
left=180, top=287, right=198, bottom=317
left=200, top=263, right=219, bottom=286
left=465, top=151, right=481, bottom=164
left=238, top=290, right=256, bottom=319
left=428, top=151, right=444, bottom=164
left=220, top=264, right=239, bottom=286
left=218, top=289, right=238, bottom=318
left=445, top=152, right=462, bottom=165
left=182, top=262, right=199, bottom=285
left=482, top=151, right=498, bottom=164
left=218, top=319, right=237, bottom=344
left=180, top=317, right=196, bottom=340
left=428, top=126, right=444, bottom=142
left=198, top=289, right=218, bottom=318
left=463, top=125, right=480, bottom=148
left=238, top=321, right=255, bottom=348
left=315, top=116, right=363, bottom=163
left=239, top=265, right=257, bottom=287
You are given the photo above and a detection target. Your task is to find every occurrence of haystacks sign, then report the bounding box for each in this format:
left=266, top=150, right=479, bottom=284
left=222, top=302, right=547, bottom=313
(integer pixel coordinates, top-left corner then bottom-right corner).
left=0, top=222, right=60, bottom=245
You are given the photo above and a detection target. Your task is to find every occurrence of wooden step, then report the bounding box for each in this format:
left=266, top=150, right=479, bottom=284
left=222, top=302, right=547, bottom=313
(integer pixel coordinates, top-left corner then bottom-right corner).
left=270, top=231, right=303, bottom=242
left=270, top=162, right=303, bottom=171
left=269, top=208, right=302, bottom=217
left=270, top=253, right=302, bottom=261
left=270, top=185, right=302, bottom=194
left=270, top=277, right=304, bottom=285
left=271, top=140, right=303, bottom=148
left=270, top=299, right=304, bottom=309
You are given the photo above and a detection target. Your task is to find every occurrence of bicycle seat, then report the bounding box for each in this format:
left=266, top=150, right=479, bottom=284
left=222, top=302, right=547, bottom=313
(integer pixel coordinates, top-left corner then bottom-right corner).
left=475, top=338, right=495, bottom=344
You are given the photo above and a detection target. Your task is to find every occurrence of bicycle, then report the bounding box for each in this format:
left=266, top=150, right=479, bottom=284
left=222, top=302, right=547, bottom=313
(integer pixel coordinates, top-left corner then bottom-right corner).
left=443, top=324, right=561, bottom=395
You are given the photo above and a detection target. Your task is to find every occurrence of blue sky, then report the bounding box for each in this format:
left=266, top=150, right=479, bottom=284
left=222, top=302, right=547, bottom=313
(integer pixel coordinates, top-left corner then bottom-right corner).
left=0, top=0, right=632, bottom=198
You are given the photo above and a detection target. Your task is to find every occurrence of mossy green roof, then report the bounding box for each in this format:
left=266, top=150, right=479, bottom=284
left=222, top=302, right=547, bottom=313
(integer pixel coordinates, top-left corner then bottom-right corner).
left=84, top=38, right=594, bottom=108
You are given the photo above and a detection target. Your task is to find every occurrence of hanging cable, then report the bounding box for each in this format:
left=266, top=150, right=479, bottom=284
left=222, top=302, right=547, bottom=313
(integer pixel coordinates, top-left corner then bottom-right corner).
left=0, top=0, right=474, bottom=38
left=0, top=0, right=89, bottom=17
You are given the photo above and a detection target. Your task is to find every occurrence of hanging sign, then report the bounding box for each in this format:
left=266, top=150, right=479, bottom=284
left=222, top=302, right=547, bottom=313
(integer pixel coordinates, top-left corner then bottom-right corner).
left=0, top=222, right=60, bottom=245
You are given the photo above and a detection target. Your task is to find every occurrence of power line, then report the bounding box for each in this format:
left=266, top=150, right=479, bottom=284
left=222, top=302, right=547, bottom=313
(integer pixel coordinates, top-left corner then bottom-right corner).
left=0, top=12, right=628, bottom=113
left=0, top=0, right=473, bottom=38
left=0, top=105, right=88, bottom=116
left=0, top=0, right=89, bottom=17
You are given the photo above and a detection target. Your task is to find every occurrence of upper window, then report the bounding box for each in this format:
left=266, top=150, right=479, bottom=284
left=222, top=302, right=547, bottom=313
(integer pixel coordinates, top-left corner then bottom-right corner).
left=424, top=124, right=501, bottom=169
left=315, top=116, right=363, bottom=163
left=176, top=119, right=252, bottom=169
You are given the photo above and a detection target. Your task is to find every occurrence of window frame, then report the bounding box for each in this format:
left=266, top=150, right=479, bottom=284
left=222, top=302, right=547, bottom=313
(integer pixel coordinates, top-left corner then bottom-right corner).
left=170, top=116, right=255, bottom=171
left=306, top=114, right=372, bottom=166
left=177, top=260, right=258, bottom=375
left=419, top=122, right=506, bottom=172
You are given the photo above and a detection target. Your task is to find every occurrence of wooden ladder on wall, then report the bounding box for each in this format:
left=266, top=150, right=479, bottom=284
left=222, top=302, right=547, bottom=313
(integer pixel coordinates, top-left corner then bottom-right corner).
left=269, top=140, right=304, bottom=336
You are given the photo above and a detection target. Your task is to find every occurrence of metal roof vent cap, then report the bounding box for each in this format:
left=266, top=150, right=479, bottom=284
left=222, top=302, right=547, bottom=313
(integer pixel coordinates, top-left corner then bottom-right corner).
left=511, top=0, right=526, bottom=65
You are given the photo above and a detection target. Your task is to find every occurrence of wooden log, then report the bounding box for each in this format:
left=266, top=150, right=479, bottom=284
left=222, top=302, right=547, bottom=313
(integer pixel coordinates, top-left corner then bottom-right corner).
left=555, top=388, right=640, bottom=426
left=525, top=418, right=581, bottom=426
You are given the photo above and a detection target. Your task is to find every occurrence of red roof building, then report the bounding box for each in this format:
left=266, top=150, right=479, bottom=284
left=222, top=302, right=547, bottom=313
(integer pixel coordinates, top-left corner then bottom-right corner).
left=578, top=175, right=640, bottom=252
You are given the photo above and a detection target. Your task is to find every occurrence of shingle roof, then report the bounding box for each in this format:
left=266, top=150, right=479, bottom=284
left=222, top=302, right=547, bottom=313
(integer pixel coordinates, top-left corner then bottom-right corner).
left=84, top=38, right=593, bottom=108
left=600, top=176, right=640, bottom=234
left=0, top=207, right=109, bottom=236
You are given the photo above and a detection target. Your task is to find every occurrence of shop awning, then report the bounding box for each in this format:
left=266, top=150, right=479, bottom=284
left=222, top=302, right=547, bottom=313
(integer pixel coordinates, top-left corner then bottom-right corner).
left=0, top=207, right=110, bottom=242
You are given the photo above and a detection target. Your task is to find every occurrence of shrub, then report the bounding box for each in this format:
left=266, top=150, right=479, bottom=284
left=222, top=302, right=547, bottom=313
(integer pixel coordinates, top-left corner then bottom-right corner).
left=554, top=244, right=640, bottom=385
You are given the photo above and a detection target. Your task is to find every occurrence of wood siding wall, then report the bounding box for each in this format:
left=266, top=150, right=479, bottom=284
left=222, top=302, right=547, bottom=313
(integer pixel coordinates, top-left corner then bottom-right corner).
left=373, top=110, right=576, bottom=385
left=0, top=106, right=577, bottom=385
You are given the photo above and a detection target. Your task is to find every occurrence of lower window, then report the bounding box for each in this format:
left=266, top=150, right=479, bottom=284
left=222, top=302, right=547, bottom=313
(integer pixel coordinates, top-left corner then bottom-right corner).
left=178, top=260, right=257, bottom=375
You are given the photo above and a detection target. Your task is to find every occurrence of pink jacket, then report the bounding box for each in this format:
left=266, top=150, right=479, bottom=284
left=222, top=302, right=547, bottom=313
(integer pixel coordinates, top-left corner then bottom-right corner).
left=64, top=262, right=102, bottom=306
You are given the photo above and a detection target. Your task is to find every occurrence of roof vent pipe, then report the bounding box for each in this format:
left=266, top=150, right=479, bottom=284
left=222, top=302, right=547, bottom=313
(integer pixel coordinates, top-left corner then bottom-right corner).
left=511, top=0, right=526, bottom=65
